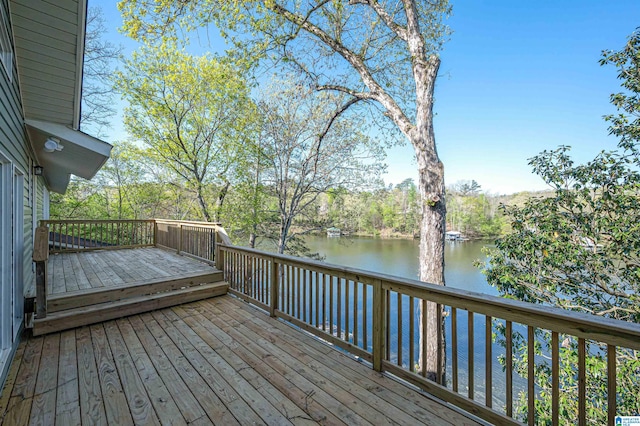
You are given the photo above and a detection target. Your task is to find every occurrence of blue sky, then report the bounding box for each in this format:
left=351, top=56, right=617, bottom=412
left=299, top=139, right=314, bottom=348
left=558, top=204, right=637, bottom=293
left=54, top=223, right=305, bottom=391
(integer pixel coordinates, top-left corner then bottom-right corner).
left=94, top=1, right=640, bottom=194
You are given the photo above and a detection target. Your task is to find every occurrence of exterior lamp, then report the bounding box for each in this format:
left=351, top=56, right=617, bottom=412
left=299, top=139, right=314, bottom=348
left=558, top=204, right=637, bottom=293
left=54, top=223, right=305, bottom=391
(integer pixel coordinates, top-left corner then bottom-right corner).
left=43, top=137, right=63, bottom=153
left=33, top=165, right=43, bottom=175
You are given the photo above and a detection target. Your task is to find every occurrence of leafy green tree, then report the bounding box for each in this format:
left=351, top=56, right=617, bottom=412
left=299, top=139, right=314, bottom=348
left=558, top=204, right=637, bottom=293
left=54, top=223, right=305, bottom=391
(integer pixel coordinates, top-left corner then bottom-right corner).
left=50, top=178, right=106, bottom=219
left=446, top=181, right=504, bottom=238
left=116, top=45, right=257, bottom=222
left=96, top=141, right=171, bottom=219
left=119, top=0, right=452, bottom=379
left=483, top=29, right=640, bottom=423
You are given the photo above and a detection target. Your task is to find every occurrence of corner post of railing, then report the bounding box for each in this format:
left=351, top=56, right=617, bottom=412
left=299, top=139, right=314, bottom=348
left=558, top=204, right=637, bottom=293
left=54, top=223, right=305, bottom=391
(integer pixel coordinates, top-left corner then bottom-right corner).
left=372, top=278, right=385, bottom=372
left=153, top=220, right=158, bottom=247
left=270, top=258, right=279, bottom=317
left=33, top=225, right=49, bottom=319
left=177, top=224, right=182, bottom=255
left=214, top=231, right=224, bottom=271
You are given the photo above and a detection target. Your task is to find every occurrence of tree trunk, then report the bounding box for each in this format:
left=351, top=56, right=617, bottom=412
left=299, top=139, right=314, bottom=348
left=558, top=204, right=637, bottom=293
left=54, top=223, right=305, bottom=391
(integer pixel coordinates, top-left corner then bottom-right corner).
left=416, top=154, right=446, bottom=382
left=411, top=56, right=446, bottom=383
left=214, top=180, right=231, bottom=222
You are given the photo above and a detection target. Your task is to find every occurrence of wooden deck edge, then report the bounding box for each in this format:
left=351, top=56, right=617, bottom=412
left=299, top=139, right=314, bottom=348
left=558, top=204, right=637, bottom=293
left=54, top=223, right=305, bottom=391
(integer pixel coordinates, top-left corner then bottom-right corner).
left=382, top=362, right=519, bottom=426
left=33, top=282, right=229, bottom=336
left=47, top=271, right=223, bottom=313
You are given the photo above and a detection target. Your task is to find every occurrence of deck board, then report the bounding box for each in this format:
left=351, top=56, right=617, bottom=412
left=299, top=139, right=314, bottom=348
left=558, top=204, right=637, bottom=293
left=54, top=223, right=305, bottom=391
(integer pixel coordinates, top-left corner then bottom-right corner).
left=1, top=296, right=484, bottom=425
left=56, top=330, right=81, bottom=425
left=46, top=248, right=215, bottom=296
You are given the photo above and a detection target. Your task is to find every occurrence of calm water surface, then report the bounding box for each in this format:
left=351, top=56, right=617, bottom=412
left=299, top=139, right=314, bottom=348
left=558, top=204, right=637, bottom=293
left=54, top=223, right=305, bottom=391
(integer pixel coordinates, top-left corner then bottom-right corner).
left=304, top=236, right=495, bottom=294
left=303, top=236, right=523, bottom=407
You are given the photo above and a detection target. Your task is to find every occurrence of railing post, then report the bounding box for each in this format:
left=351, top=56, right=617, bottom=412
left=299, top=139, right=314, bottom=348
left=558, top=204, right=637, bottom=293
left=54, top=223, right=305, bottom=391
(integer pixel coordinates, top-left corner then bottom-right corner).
left=215, top=231, right=224, bottom=271
left=177, top=224, right=182, bottom=255
left=373, top=278, right=385, bottom=372
left=33, top=225, right=49, bottom=318
left=270, top=259, right=279, bottom=317
left=153, top=220, right=158, bottom=247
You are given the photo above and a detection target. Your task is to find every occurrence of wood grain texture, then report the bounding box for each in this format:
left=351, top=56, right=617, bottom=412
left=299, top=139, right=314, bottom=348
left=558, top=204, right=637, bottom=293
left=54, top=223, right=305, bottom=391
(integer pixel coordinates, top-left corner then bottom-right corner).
left=1, top=296, right=483, bottom=426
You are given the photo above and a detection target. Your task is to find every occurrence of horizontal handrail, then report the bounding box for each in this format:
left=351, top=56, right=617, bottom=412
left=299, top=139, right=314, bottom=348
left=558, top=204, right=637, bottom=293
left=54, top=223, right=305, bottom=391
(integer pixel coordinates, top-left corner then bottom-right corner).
left=41, top=219, right=155, bottom=224
left=219, top=244, right=640, bottom=350
left=219, top=243, right=640, bottom=425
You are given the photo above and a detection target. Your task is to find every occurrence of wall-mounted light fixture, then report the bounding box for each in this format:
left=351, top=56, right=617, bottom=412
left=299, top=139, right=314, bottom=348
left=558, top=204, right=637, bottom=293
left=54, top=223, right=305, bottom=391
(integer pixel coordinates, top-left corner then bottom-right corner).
left=43, top=137, right=64, bottom=153
left=34, top=165, right=43, bottom=175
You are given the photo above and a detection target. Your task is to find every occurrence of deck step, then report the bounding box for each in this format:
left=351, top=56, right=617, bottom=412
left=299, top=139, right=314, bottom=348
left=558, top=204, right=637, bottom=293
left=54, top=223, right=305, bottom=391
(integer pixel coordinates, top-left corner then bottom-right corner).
left=47, top=270, right=223, bottom=313
left=33, top=281, right=228, bottom=336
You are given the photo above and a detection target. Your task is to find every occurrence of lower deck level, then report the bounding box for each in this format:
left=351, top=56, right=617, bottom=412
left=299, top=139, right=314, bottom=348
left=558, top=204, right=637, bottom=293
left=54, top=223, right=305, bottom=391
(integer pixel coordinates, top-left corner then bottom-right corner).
left=1, top=295, right=482, bottom=425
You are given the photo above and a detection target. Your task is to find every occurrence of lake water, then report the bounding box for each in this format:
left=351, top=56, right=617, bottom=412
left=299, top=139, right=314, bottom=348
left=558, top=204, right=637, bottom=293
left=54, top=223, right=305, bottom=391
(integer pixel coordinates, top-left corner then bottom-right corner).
left=303, top=236, right=524, bottom=408
left=304, top=236, right=495, bottom=294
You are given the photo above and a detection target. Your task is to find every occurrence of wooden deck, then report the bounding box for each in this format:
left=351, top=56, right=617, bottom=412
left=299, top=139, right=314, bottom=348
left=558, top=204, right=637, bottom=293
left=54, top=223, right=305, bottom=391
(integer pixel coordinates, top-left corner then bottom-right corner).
left=2, top=296, right=483, bottom=425
left=46, top=247, right=216, bottom=295
left=33, top=248, right=226, bottom=336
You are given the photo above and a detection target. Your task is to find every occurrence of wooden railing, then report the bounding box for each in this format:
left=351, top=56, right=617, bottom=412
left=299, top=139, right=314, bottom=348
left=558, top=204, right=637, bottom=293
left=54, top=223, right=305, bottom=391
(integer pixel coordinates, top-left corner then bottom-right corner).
left=33, top=219, right=230, bottom=318
left=41, top=219, right=155, bottom=253
left=154, top=219, right=224, bottom=264
left=219, top=244, right=640, bottom=426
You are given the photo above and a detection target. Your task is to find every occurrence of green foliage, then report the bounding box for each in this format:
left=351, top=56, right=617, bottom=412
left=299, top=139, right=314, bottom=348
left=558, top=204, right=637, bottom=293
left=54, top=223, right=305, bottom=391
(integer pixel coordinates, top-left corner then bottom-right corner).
left=446, top=181, right=505, bottom=238
left=484, top=29, right=640, bottom=423
left=115, top=45, right=257, bottom=221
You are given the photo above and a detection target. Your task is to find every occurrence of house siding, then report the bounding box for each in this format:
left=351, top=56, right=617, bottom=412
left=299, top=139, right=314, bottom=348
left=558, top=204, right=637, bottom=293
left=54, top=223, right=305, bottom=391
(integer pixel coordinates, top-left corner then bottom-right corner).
left=0, top=0, right=35, bottom=386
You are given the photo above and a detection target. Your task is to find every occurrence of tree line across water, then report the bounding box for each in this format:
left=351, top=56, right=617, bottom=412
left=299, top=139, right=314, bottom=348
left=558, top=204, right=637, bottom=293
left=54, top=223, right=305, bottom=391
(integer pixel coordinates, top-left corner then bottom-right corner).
left=51, top=170, right=534, bottom=247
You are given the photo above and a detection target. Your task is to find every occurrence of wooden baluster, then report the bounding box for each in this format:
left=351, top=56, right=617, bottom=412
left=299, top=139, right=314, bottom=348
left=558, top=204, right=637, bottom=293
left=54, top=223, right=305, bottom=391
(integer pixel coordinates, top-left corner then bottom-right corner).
left=363, top=283, right=368, bottom=351
left=528, top=325, right=535, bottom=426
left=486, top=315, right=493, bottom=407
left=397, top=293, right=403, bottom=366
left=437, top=303, right=443, bottom=385
left=337, top=277, right=342, bottom=339
left=315, top=271, right=320, bottom=327
left=468, top=310, right=474, bottom=398
left=551, top=331, right=559, bottom=425
left=345, top=280, right=350, bottom=342
left=608, top=345, right=616, bottom=426
left=409, top=296, right=415, bottom=373
left=372, top=279, right=383, bottom=372
left=252, top=256, right=257, bottom=298
left=452, top=307, right=458, bottom=392
left=506, top=321, right=513, bottom=417
left=233, top=251, right=238, bottom=288
left=322, top=274, right=327, bottom=332
left=421, top=299, right=427, bottom=378
left=302, top=270, right=307, bottom=322
left=262, top=258, right=267, bottom=304
left=352, top=281, right=358, bottom=346
left=386, top=290, right=391, bottom=362
left=282, top=265, right=291, bottom=313
left=329, top=275, right=334, bottom=335
left=578, top=338, right=586, bottom=426
left=297, top=267, right=302, bottom=319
